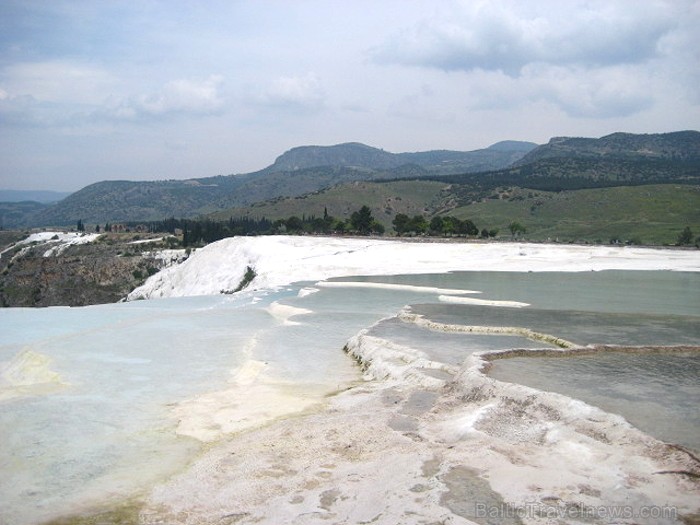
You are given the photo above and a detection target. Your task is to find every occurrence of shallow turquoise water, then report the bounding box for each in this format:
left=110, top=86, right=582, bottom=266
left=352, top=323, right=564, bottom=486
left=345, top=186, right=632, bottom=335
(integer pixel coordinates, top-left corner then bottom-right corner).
left=0, top=269, right=698, bottom=524
left=0, top=281, right=460, bottom=524
left=346, top=271, right=700, bottom=452
left=337, top=270, right=700, bottom=316
left=490, top=351, right=700, bottom=452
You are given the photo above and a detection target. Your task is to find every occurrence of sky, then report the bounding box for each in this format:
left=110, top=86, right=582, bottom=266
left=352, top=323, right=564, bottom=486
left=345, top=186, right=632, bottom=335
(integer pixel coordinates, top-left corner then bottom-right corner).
left=1, top=0, right=699, bottom=191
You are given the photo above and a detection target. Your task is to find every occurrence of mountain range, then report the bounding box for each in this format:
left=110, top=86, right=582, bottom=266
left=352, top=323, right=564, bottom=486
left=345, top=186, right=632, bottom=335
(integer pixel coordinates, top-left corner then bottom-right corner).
left=0, top=190, right=73, bottom=203
left=2, top=140, right=537, bottom=227
left=1, top=131, right=699, bottom=233
left=263, top=140, right=535, bottom=174
left=514, top=131, right=700, bottom=165
left=209, top=131, right=700, bottom=245
left=423, top=131, right=700, bottom=195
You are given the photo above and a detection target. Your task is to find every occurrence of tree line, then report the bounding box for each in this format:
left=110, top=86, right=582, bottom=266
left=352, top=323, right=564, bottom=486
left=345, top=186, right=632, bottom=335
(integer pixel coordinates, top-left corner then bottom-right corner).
left=143, top=205, right=492, bottom=247
left=145, top=206, right=385, bottom=247
left=392, top=213, right=499, bottom=238
left=422, top=158, right=700, bottom=192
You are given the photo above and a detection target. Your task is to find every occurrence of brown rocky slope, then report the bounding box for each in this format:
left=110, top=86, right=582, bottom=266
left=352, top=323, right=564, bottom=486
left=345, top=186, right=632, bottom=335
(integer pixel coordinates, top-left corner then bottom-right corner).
left=0, top=233, right=184, bottom=307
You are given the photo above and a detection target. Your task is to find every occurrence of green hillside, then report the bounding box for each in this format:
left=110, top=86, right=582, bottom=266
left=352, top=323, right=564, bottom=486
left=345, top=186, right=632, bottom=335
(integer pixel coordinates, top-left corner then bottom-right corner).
left=0, top=201, right=50, bottom=229
left=448, top=185, right=700, bottom=245
left=210, top=179, right=699, bottom=246
left=516, top=130, right=700, bottom=165
left=32, top=177, right=248, bottom=226
left=265, top=141, right=536, bottom=174
left=22, top=141, right=533, bottom=227
left=11, top=131, right=698, bottom=233
left=209, top=180, right=450, bottom=227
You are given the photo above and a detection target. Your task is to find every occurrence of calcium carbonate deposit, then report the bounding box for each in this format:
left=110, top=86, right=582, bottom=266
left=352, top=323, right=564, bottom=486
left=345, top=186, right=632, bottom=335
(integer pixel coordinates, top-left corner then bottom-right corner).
left=1, top=236, right=699, bottom=525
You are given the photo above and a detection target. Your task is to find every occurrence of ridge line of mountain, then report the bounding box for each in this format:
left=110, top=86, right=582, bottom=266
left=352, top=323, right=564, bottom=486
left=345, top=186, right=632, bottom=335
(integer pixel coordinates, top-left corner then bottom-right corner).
left=2, top=130, right=698, bottom=228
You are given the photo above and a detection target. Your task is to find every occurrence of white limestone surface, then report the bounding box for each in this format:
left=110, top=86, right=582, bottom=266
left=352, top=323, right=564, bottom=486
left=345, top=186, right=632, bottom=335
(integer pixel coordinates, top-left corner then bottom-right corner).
left=128, top=236, right=700, bottom=300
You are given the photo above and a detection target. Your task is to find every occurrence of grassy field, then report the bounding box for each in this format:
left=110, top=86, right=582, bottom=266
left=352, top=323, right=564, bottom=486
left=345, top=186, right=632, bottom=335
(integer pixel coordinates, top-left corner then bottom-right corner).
left=449, top=184, right=700, bottom=245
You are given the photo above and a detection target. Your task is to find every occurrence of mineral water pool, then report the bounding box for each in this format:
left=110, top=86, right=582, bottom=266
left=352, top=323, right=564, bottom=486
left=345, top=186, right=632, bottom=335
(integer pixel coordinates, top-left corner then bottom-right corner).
left=350, top=271, right=699, bottom=451
left=0, top=270, right=698, bottom=524
left=489, top=350, right=700, bottom=452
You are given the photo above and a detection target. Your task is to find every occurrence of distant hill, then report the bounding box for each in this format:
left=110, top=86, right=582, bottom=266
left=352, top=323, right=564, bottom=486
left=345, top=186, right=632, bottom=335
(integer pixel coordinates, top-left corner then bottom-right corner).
left=424, top=131, right=700, bottom=192
left=31, top=166, right=409, bottom=226
left=487, top=140, right=539, bottom=152
left=209, top=131, right=700, bottom=245
left=427, top=157, right=700, bottom=194
left=9, top=132, right=699, bottom=228
left=33, top=176, right=251, bottom=226
left=267, top=141, right=537, bottom=175
left=0, top=190, right=72, bottom=203
left=515, top=130, right=700, bottom=165
left=24, top=141, right=536, bottom=226
left=0, top=201, right=50, bottom=229
left=266, top=143, right=399, bottom=172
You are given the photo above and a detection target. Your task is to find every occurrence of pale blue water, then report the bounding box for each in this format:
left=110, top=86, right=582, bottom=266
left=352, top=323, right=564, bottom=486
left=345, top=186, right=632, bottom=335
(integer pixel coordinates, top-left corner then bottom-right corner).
left=406, top=303, right=700, bottom=346
left=0, top=270, right=698, bottom=524
left=0, top=281, right=474, bottom=524
left=349, top=271, right=700, bottom=452
left=1, top=292, right=279, bottom=524
left=490, top=352, right=700, bottom=452
left=339, top=270, right=700, bottom=315
left=367, top=317, right=556, bottom=365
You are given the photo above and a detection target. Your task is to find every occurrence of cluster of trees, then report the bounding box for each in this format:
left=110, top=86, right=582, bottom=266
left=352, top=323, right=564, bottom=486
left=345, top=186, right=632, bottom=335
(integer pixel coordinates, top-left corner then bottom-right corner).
left=347, top=205, right=385, bottom=235
left=253, top=206, right=385, bottom=238
left=146, top=216, right=273, bottom=247
left=84, top=204, right=508, bottom=247
left=146, top=206, right=386, bottom=247
left=392, top=213, right=496, bottom=238
left=83, top=205, right=697, bottom=249
left=142, top=205, right=498, bottom=247
left=426, top=158, right=700, bottom=192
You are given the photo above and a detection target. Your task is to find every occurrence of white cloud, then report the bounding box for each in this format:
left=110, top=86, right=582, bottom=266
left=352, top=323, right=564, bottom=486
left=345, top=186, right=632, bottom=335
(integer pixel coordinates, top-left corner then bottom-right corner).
left=0, top=93, right=42, bottom=126
left=0, top=60, right=117, bottom=126
left=0, top=68, right=226, bottom=125
left=532, top=65, right=654, bottom=119
left=462, top=64, right=654, bottom=118
left=368, top=1, right=697, bottom=121
left=258, top=73, right=325, bottom=112
left=0, top=61, right=116, bottom=104
left=2, top=0, right=698, bottom=191
left=0, top=89, right=82, bottom=128
left=104, top=75, right=225, bottom=120
left=370, top=1, right=679, bottom=75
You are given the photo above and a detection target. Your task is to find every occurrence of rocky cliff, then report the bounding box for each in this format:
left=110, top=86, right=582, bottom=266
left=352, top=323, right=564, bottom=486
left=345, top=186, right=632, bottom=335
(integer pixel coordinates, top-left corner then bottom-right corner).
left=0, top=233, right=185, bottom=307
